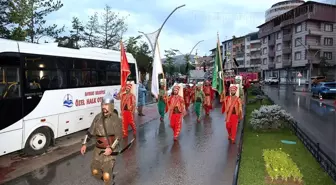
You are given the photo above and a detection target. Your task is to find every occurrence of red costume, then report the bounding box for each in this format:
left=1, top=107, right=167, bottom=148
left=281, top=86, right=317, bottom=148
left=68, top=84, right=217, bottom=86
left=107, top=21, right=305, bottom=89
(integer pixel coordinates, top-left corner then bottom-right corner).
left=223, top=86, right=243, bottom=144
left=183, top=85, right=191, bottom=111
left=203, top=80, right=214, bottom=115
left=190, top=83, right=197, bottom=102
left=120, top=84, right=136, bottom=137
left=168, top=85, right=185, bottom=140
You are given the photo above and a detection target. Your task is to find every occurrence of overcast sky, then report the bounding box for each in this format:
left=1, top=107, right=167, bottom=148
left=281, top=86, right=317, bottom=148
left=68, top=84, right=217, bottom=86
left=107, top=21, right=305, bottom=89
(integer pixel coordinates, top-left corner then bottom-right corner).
left=44, top=0, right=334, bottom=56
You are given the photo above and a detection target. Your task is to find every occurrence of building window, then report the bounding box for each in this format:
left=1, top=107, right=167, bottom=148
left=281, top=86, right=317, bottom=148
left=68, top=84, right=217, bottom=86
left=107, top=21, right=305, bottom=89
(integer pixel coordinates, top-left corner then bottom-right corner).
left=324, top=24, right=333, bottom=32
left=295, top=52, right=301, bottom=60
left=263, top=37, right=267, bottom=44
left=247, top=45, right=250, bottom=49
left=276, top=43, right=281, bottom=51
left=295, top=38, right=302, bottom=47
left=276, top=56, right=281, bottom=63
left=324, top=52, right=332, bottom=60
left=263, top=58, right=267, bottom=65
left=263, top=47, right=267, bottom=54
left=324, top=38, right=333, bottom=46
left=277, top=32, right=281, bottom=39
left=295, top=24, right=302, bottom=33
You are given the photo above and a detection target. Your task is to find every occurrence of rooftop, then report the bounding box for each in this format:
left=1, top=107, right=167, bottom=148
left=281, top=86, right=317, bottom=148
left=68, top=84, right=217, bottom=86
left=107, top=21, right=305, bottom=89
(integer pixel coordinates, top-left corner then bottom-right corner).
left=257, top=1, right=336, bottom=28
left=271, top=0, right=305, bottom=8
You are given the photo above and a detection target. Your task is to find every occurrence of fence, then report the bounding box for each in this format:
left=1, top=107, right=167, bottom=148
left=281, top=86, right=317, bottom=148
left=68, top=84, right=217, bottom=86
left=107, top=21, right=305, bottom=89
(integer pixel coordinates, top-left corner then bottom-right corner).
left=231, top=93, right=336, bottom=185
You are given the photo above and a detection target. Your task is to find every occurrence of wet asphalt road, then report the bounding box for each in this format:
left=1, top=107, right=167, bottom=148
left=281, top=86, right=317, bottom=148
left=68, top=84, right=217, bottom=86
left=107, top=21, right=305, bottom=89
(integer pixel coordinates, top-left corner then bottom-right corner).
left=5, top=102, right=239, bottom=185
left=263, top=85, right=336, bottom=161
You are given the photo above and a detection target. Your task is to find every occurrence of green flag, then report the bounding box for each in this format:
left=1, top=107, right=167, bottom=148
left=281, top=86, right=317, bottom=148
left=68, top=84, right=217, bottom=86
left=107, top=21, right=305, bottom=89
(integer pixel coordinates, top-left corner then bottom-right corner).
left=211, top=42, right=223, bottom=94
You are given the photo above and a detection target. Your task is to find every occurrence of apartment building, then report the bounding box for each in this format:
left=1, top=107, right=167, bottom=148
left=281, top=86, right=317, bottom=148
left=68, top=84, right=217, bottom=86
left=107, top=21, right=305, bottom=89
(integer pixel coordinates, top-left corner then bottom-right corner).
left=222, top=39, right=233, bottom=70
left=258, top=1, right=336, bottom=83
left=245, top=32, right=262, bottom=73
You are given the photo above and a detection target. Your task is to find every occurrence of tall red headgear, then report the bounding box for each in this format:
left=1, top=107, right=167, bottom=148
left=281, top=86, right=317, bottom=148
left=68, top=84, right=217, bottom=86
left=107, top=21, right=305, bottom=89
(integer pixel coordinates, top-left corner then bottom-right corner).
left=229, top=85, right=238, bottom=92
left=173, top=86, right=180, bottom=91
left=126, top=84, right=132, bottom=90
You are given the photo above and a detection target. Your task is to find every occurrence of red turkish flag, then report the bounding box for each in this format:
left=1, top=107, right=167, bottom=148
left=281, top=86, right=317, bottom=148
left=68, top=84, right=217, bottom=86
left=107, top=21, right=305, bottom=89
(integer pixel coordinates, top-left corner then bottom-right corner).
left=120, top=41, right=130, bottom=88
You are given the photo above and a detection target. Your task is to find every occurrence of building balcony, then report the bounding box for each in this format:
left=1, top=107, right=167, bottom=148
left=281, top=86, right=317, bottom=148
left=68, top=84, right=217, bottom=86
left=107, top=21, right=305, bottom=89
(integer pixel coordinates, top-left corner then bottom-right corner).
left=283, top=34, right=292, bottom=42
left=268, top=38, right=275, bottom=46
left=268, top=63, right=275, bottom=69
left=282, top=47, right=292, bottom=54
left=250, top=40, right=261, bottom=44
left=251, top=55, right=261, bottom=60
left=307, top=29, right=322, bottom=36
left=283, top=59, right=292, bottom=67
left=268, top=50, right=275, bottom=57
left=280, top=19, right=293, bottom=28
left=250, top=47, right=261, bottom=52
left=307, top=43, right=322, bottom=50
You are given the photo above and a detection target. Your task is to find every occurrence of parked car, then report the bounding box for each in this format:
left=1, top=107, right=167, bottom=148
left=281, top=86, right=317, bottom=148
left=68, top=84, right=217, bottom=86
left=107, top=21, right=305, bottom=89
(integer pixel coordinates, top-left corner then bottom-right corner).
left=264, top=77, right=279, bottom=85
left=311, top=82, right=336, bottom=98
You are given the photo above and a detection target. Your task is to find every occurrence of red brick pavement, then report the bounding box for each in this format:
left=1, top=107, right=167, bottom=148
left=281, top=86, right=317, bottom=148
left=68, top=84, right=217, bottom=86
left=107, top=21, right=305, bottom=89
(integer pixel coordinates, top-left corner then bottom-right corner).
left=134, top=103, right=159, bottom=126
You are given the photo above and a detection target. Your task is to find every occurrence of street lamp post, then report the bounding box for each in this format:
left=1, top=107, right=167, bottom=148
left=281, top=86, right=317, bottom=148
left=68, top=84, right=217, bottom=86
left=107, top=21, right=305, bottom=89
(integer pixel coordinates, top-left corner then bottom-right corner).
left=296, top=39, right=320, bottom=91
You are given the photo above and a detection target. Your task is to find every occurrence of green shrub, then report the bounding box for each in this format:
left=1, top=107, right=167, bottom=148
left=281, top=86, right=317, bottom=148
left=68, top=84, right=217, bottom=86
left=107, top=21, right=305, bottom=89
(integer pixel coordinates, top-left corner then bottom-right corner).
left=250, top=105, right=295, bottom=130
left=263, top=149, right=303, bottom=182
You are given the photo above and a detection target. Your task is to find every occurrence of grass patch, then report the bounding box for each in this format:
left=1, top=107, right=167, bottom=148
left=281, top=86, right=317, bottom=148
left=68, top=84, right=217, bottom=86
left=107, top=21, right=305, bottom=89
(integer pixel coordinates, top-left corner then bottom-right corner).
left=238, top=92, right=334, bottom=185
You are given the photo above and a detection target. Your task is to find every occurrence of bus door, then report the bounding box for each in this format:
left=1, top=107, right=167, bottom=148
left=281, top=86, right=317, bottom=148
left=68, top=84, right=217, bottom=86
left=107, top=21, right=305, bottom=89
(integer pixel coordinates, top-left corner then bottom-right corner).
left=22, top=54, right=44, bottom=116
left=0, top=52, right=24, bottom=154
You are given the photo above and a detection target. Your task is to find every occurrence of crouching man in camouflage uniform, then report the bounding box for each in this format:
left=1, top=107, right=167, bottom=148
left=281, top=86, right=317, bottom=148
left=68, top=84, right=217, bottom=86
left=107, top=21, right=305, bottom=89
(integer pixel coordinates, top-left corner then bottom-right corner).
left=80, top=93, right=122, bottom=185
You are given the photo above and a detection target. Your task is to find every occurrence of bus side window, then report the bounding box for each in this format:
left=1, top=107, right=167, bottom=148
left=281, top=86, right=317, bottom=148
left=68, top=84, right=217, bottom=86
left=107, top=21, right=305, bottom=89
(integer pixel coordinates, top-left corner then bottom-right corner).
left=105, top=62, right=120, bottom=85
left=24, top=54, right=67, bottom=91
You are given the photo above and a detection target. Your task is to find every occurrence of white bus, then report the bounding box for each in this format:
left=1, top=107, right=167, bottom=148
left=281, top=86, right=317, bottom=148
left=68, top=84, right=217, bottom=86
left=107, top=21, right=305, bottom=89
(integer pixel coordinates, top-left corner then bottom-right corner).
left=0, top=39, right=139, bottom=156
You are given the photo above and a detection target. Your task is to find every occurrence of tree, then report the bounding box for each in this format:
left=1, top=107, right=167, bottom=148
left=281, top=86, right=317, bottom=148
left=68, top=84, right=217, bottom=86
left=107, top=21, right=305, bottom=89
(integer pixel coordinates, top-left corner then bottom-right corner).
left=83, top=12, right=99, bottom=47
left=98, top=5, right=127, bottom=49
left=70, top=16, right=84, bottom=47
left=56, top=17, right=84, bottom=49
left=0, top=0, right=10, bottom=38
left=164, top=49, right=178, bottom=76
left=125, top=35, right=153, bottom=75
left=9, top=0, right=64, bottom=43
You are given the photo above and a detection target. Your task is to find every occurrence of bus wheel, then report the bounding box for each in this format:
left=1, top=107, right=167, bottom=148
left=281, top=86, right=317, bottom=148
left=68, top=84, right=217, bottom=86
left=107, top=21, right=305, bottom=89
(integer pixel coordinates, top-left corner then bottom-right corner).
left=24, top=127, right=51, bottom=156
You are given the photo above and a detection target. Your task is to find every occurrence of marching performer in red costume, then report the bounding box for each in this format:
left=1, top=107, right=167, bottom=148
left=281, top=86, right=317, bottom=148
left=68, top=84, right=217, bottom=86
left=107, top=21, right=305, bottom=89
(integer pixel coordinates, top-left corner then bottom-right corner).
left=190, top=81, right=197, bottom=103
left=183, top=84, right=191, bottom=111
left=223, top=86, right=243, bottom=144
left=203, top=80, right=214, bottom=116
left=117, top=84, right=136, bottom=138
left=168, top=85, right=185, bottom=140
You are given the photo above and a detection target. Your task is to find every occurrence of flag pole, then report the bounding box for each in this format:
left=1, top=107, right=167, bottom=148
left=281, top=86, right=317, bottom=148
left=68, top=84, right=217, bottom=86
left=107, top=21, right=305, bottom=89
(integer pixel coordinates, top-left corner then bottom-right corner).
left=217, top=32, right=225, bottom=95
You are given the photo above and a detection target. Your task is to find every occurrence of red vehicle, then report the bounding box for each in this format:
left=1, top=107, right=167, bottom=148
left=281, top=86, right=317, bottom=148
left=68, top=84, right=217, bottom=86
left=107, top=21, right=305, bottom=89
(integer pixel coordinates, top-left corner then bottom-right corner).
left=239, top=72, right=259, bottom=82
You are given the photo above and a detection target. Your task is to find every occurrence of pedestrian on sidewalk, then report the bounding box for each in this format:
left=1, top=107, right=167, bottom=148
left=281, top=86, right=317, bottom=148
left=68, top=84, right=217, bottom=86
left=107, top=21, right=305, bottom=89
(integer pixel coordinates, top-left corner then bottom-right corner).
left=80, top=94, right=123, bottom=185
left=223, top=85, right=243, bottom=144
left=168, top=85, right=185, bottom=140
left=116, top=83, right=136, bottom=138
left=194, top=83, right=205, bottom=122
left=137, top=80, right=147, bottom=116
left=158, top=79, right=168, bottom=122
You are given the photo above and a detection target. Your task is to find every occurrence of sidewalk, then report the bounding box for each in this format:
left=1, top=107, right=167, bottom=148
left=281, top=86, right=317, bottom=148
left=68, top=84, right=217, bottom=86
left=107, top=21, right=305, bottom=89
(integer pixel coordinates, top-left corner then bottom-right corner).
left=0, top=103, right=159, bottom=184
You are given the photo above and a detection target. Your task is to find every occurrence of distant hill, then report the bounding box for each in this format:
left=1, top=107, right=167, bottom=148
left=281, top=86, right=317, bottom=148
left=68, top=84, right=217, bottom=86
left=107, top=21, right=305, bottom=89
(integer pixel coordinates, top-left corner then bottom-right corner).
left=161, top=54, right=196, bottom=65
